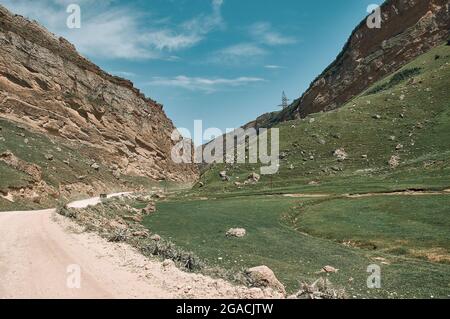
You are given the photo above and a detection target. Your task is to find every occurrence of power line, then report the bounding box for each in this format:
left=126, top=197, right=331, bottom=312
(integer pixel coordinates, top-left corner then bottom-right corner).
left=279, top=91, right=290, bottom=109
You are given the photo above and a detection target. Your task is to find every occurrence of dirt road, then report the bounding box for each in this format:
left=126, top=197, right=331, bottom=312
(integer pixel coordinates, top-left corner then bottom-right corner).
left=0, top=194, right=273, bottom=299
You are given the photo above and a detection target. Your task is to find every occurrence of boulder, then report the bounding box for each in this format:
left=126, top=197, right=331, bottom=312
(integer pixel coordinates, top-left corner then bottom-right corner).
left=162, top=259, right=175, bottom=270
left=321, top=265, right=339, bottom=273
left=389, top=155, right=400, bottom=168
left=226, top=228, right=246, bottom=238
left=108, top=220, right=127, bottom=231
left=246, top=266, right=286, bottom=296
left=333, top=148, right=348, bottom=161
left=132, top=230, right=149, bottom=238
left=247, top=173, right=260, bottom=183
left=142, top=202, right=156, bottom=215
left=150, top=234, right=161, bottom=241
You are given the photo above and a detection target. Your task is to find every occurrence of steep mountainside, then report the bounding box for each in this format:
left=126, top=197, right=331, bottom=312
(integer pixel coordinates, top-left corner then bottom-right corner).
left=197, top=44, right=450, bottom=194
left=251, top=0, right=449, bottom=128
left=0, top=5, right=197, bottom=185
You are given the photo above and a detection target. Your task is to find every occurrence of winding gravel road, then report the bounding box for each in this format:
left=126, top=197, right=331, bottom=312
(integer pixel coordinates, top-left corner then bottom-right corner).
left=0, top=193, right=260, bottom=299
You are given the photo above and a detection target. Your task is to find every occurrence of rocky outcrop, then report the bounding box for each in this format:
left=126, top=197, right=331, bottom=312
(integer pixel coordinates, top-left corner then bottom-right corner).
left=0, top=5, right=198, bottom=182
left=253, top=0, right=450, bottom=127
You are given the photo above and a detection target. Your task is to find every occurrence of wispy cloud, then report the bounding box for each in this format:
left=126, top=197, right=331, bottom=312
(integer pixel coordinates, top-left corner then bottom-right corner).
left=209, top=43, right=267, bottom=65
left=147, top=75, right=265, bottom=93
left=249, top=22, right=297, bottom=46
left=111, top=71, right=136, bottom=78
left=264, top=65, right=284, bottom=69
left=206, top=21, right=296, bottom=65
left=1, top=0, right=224, bottom=60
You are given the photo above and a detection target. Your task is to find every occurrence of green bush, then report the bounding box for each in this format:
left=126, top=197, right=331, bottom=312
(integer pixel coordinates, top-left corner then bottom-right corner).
left=366, top=67, right=422, bottom=95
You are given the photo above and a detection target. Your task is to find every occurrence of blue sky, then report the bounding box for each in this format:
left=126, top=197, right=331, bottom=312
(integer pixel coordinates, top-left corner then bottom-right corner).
left=2, top=0, right=383, bottom=142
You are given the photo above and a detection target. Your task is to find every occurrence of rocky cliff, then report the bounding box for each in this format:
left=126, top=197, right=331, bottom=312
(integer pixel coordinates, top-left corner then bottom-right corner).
left=0, top=5, right=198, bottom=183
left=257, top=0, right=450, bottom=126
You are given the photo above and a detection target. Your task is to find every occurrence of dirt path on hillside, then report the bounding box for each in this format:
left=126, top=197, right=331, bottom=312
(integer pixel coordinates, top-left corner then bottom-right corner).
left=0, top=194, right=279, bottom=299
left=283, top=189, right=450, bottom=199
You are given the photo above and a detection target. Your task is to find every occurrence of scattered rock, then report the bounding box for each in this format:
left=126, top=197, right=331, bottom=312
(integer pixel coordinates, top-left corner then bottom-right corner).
left=333, top=148, right=348, bottom=161
left=372, top=114, right=382, bottom=120
left=108, top=220, right=128, bottom=231
left=331, top=133, right=341, bottom=139
left=154, top=193, right=166, bottom=199
left=226, top=228, right=246, bottom=238
left=308, top=118, right=315, bottom=124
left=132, top=230, right=149, bottom=238
left=247, top=173, right=260, bottom=184
left=45, top=154, right=54, bottom=161
left=142, top=202, right=156, bottom=215
left=389, top=155, right=400, bottom=169
left=361, top=155, right=368, bottom=159
left=246, top=266, right=286, bottom=296
left=91, top=163, right=100, bottom=170
left=162, top=259, right=175, bottom=270
left=288, top=278, right=346, bottom=299
left=396, top=144, right=404, bottom=150
left=150, top=234, right=162, bottom=242
left=320, top=265, right=339, bottom=274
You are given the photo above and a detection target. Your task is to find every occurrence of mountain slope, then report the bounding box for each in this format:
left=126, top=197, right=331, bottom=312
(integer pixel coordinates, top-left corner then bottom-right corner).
left=0, top=5, right=198, bottom=208
left=250, top=0, right=450, bottom=129
left=197, top=43, right=450, bottom=194
left=0, top=5, right=197, bottom=182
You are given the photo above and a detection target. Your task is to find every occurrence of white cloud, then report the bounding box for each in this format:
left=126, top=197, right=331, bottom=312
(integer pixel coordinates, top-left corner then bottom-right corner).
left=1, top=0, right=224, bottom=60
left=209, top=43, right=267, bottom=64
left=111, top=71, right=136, bottom=78
left=264, top=65, right=283, bottom=69
left=147, top=75, right=265, bottom=93
left=249, top=22, right=297, bottom=46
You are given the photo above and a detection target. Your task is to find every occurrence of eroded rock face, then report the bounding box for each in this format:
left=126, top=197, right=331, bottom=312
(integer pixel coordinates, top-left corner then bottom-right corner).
left=0, top=5, right=198, bottom=182
left=248, top=0, right=449, bottom=128
left=289, top=0, right=450, bottom=119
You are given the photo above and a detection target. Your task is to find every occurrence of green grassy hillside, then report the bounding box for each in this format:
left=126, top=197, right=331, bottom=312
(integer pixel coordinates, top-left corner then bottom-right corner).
left=195, top=44, right=450, bottom=196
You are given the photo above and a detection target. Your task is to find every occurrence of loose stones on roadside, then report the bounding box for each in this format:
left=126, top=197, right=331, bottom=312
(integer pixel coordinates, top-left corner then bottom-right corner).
left=245, top=265, right=286, bottom=296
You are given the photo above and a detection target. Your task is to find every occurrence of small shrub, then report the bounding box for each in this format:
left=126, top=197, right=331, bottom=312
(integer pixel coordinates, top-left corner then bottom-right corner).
left=290, top=278, right=346, bottom=299
left=56, top=201, right=77, bottom=219
left=108, top=229, right=129, bottom=242
left=366, top=67, right=422, bottom=95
